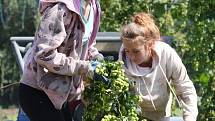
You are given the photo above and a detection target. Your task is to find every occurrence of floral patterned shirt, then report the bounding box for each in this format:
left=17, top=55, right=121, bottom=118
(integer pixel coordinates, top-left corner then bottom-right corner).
left=20, top=0, right=102, bottom=109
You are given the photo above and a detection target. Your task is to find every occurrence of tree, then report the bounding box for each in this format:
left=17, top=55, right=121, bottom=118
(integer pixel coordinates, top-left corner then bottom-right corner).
left=0, top=0, right=39, bottom=107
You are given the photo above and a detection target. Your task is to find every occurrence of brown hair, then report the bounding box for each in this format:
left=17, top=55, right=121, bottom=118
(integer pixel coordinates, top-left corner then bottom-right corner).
left=121, top=12, right=160, bottom=44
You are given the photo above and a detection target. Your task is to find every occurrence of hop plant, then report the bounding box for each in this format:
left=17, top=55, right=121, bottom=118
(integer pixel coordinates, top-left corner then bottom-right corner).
left=83, top=61, right=143, bottom=121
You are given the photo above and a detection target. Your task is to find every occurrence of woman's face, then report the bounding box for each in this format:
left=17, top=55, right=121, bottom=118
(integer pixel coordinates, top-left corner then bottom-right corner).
left=123, top=40, right=152, bottom=66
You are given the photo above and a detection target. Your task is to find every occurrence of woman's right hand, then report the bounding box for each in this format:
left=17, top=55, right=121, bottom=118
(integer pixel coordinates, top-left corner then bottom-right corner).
left=87, top=61, right=110, bottom=85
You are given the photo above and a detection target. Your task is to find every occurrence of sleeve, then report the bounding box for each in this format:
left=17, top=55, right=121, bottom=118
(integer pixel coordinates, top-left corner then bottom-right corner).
left=86, top=0, right=103, bottom=61
left=168, top=48, right=198, bottom=121
left=34, top=3, right=90, bottom=76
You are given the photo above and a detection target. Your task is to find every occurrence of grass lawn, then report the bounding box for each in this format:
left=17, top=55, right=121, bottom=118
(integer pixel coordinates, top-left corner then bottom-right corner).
left=0, top=108, right=18, bottom=121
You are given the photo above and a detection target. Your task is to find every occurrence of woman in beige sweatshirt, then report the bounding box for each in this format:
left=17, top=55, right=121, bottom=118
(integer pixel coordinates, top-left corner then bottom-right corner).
left=118, top=12, right=198, bottom=121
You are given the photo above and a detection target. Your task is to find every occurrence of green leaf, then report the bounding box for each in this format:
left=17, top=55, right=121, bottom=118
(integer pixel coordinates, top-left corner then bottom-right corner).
left=199, top=73, right=210, bottom=85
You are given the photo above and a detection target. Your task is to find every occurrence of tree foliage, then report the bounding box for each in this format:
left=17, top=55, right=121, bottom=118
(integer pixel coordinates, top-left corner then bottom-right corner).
left=0, top=0, right=39, bottom=107
left=0, top=0, right=214, bottom=120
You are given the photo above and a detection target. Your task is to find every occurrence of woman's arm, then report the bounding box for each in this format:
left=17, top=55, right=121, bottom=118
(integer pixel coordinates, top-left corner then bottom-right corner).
left=34, top=3, right=89, bottom=76
left=168, top=48, right=198, bottom=121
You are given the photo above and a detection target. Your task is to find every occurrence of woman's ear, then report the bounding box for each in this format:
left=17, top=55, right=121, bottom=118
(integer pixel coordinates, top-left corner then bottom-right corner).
left=146, top=40, right=154, bottom=50
left=146, top=41, right=155, bottom=57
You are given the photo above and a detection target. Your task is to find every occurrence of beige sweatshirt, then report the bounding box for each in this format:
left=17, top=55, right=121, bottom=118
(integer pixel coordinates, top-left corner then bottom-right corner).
left=118, top=41, right=198, bottom=121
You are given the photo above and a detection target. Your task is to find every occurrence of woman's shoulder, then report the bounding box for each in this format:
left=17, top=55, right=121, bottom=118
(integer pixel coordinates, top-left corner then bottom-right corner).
left=154, top=41, right=174, bottom=55
left=155, top=40, right=172, bottom=48
left=154, top=41, right=181, bottom=63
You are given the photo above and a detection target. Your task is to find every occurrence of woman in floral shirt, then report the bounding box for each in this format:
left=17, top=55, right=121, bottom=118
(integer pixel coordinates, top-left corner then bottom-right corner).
left=19, top=0, right=103, bottom=121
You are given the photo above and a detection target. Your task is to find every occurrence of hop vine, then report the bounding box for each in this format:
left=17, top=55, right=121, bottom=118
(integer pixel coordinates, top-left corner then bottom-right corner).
left=83, top=61, right=143, bottom=121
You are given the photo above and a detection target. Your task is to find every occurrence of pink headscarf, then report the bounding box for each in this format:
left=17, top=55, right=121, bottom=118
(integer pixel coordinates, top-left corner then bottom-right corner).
left=39, top=0, right=81, bottom=15
left=39, top=0, right=101, bottom=49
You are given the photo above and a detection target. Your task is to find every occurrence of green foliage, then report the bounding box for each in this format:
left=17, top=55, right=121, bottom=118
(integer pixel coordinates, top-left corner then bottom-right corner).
left=0, top=0, right=39, bottom=107
left=0, top=108, right=18, bottom=121
left=100, top=0, right=150, bottom=31
left=185, top=1, right=215, bottom=120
